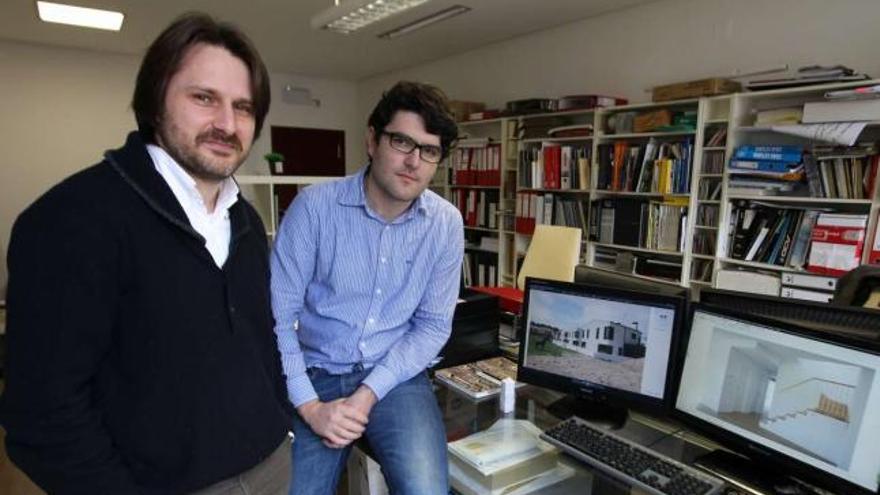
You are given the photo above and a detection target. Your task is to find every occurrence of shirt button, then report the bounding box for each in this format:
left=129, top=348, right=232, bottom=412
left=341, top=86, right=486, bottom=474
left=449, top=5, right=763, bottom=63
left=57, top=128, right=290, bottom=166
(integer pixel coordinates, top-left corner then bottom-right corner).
left=380, top=257, right=387, bottom=263
left=229, top=306, right=236, bottom=314
left=376, top=288, right=382, bottom=295
left=359, top=341, right=366, bottom=349
left=367, top=318, right=375, bottom=325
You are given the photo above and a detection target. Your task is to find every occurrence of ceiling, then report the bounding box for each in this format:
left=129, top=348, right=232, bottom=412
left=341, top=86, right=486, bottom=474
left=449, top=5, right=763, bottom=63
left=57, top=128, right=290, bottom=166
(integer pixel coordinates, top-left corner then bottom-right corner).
left=0, top=0, right=657, bottom=80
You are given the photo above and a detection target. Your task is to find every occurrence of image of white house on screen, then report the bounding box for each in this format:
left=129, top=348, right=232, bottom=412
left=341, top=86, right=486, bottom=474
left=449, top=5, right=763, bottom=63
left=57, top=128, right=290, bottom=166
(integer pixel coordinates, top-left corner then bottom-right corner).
left=695, top=328, right=874, bottom=470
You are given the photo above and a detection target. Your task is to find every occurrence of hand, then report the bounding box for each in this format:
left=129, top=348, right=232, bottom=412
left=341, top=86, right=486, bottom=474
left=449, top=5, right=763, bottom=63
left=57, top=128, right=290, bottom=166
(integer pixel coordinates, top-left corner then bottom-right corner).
left=297, top=398, right=368, bottom=449
left=345, top=385, right=378, bottom=418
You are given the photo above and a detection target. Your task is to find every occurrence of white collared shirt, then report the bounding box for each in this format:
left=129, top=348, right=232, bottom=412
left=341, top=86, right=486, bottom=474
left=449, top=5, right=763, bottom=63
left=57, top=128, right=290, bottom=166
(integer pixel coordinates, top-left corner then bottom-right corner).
left=147, top=144, right=239, bottom=268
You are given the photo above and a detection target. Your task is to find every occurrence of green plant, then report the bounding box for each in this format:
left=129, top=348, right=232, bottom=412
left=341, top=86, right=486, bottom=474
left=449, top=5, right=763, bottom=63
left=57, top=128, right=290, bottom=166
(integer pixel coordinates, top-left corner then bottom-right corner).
left=264, top=152, right=285, bottom=163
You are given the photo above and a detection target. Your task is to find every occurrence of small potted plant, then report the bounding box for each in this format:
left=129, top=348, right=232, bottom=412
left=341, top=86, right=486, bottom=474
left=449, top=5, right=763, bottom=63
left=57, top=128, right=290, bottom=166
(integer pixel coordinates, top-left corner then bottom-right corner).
left=264, top=152, right=285, bottom=175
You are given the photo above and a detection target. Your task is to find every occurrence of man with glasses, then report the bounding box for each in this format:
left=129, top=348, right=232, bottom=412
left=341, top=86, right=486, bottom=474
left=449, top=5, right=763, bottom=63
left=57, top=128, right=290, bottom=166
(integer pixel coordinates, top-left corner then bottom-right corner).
left=271, top=81, right=462, bottom=495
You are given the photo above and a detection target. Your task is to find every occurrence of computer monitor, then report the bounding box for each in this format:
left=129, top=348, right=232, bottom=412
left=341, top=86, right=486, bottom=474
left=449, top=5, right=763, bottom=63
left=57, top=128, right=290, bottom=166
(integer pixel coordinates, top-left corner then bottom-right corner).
left=675, top=304, right=880, bottom=494
left=517, top=277, right=686, bottom=427
left=699, top=287, right=880, bottom=345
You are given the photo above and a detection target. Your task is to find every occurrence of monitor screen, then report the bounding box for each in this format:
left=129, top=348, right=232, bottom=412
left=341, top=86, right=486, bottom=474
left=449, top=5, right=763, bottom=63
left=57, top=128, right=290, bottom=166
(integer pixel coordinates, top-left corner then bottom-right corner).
left=518, top=278, right=684, bottom=412
left=676, top=306, right=880, bottom=493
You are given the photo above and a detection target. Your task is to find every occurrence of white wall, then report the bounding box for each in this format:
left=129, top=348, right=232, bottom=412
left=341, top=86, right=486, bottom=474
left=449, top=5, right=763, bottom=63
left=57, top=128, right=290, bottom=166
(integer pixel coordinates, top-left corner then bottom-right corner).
left=0, top=40, right=360, bottom=294
left=355, top=0, right=880, bottom=161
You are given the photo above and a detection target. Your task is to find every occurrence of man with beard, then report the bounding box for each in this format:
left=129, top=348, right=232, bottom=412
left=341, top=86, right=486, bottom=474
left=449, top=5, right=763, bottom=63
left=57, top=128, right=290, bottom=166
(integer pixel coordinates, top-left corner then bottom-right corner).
left=0, top=13, right=292, bottom=495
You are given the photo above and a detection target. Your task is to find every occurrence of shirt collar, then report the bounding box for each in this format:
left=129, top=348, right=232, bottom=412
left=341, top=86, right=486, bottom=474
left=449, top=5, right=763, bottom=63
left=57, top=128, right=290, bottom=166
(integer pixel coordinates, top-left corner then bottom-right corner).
left=338, top=165, right=430, bottom=220
left=147, top=144, right=240, bottom=215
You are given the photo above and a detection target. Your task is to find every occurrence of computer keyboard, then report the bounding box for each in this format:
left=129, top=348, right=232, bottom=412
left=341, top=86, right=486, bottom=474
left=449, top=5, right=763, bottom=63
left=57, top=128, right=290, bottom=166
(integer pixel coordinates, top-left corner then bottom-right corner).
left=541, top=417, right=725, bottom=495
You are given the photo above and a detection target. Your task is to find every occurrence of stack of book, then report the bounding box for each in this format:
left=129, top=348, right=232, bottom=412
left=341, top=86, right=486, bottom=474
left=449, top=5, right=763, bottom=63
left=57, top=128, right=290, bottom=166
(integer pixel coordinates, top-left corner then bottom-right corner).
left=591, top=197, right=688, bottom=252
left=805, top=143, right=879, bottom=199
left=780, top=272, right=838, bottom=303
left=450, top=139, right=501, bottom=186
left=448, top=419, right=573, bottom=495
left=514, top=193, right=587, bottom=235
left=727, top=201, right=819, bottom=268
left=595, top=139, right=693, bottom=194
left=452, top=189, right=500, bottom=229
left=728, top=145, right=806, bottom=196
left=802, top=83, right=880, bottom=123
left=518, top=143, right=590, bottom=190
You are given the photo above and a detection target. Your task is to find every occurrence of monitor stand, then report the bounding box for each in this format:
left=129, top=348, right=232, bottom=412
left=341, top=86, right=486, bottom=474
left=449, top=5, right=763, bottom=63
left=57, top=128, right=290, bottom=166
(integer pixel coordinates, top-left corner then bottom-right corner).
left=694, top=450, right=825, bottom=495
left=546, top=395, right=629, bottom=429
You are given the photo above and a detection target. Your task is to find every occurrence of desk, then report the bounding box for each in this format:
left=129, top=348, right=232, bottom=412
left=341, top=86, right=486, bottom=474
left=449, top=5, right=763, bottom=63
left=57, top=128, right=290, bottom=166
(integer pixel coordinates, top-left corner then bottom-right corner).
left=348, top=382, right=722, bottom=495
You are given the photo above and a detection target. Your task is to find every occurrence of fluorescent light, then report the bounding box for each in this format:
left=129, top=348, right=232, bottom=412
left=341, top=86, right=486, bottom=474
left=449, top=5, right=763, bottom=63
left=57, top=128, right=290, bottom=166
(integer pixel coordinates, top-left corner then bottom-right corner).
left=311, top=0, right=432, bottom=35
left=377, top=5, right=470, bottom=39
left=36, top=1, right=124, bottom=31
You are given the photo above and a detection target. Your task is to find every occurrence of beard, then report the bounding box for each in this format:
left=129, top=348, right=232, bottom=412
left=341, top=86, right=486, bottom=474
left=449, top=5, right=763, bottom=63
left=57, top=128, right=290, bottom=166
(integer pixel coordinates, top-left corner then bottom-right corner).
left=157, top=123, right=249, bottom=183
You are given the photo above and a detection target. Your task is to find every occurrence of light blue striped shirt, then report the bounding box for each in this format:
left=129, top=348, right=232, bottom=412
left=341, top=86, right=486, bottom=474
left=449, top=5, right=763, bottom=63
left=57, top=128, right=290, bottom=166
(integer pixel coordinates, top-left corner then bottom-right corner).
left=270, top=166, right=464, bottom=407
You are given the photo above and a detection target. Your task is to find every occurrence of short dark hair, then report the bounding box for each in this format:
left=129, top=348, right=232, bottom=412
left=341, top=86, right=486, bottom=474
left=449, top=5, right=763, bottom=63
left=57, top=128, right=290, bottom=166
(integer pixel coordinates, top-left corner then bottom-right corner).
left=368, top=81, right=458, bottom=158
left=132, top=13, right=271, bottom=142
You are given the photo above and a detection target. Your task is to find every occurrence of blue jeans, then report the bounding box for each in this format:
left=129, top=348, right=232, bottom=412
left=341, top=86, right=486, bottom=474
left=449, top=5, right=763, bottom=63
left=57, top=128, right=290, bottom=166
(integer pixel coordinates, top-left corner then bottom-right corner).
left=289, top=367, right=448, bottom=495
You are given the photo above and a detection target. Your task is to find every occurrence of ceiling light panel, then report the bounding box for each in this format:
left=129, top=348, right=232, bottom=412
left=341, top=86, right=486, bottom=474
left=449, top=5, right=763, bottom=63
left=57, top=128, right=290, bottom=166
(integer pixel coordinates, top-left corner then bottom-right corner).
left=311, top=0, right=432, bottom=35
left=36, top=1, right=125, bottom=31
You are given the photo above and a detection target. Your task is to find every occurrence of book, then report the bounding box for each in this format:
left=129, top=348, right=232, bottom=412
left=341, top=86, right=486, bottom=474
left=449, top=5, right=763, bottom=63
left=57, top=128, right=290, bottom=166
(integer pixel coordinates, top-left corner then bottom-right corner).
left=807, top=213, right=868, bottom=276
left=448, top=419, right=559, bottom=494
left=780, top=272, right=838, bottom=291
left=802, top=98, right=880, bottom=123
left=780, top=286, right=834, bottom=303
left=716, top=269, right=780, bottom=296
left=733, top=145, right=803, bottom=163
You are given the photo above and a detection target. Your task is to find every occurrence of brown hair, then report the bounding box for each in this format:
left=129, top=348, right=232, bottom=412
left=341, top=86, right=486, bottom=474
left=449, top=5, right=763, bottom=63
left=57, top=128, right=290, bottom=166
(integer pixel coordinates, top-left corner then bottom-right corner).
left=368, top=81, right=458, bottom=158
left=132, top=12, right=271, bottom=141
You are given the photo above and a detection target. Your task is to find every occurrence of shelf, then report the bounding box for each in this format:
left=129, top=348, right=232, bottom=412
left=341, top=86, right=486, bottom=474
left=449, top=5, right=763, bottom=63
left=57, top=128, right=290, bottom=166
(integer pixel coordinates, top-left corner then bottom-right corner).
left=593, top=243, right=685, bottom=257
left=697, top=200, right=721, bottom=204
left=515, top=108, right=597, bottom=120
left=458, top=117, right=506, bottom=126
left=704, top=119, right=729, bottom=124
left=702, top=146, right=726, bottom=151
left=695, top=225, right=718, bottom=230
left=719, top=257, right=801, bottom=273
left=596, top=130, right=697, bottom=140
left=735, top=122, right=880, bottom=133
left=599, top=99, right=700, bottom=112
left=691, top=254, right=715, bottom=260
left=450, top=184, right=501, bottom=190
left=235, top=174, right=338, bottom=185
left=689, top=279, right=712, bottom=286
left=726, top=195, right=873, bottom=205
left=698, top=174, right=723, bottom=178
left=593, top=190, right=690, bottom=198
left=465, top=246, right=499, bottom=254
left=517, top=187, right=590, bottom=193
left=464, top=226, right=499, bottom=233
left=521, top=136, right=593, bottom=144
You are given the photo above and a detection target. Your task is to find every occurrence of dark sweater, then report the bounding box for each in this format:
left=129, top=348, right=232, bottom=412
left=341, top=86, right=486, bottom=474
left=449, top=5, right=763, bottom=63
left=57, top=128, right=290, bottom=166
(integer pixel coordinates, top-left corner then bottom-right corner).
left=0, top=132, right=292, bottom=494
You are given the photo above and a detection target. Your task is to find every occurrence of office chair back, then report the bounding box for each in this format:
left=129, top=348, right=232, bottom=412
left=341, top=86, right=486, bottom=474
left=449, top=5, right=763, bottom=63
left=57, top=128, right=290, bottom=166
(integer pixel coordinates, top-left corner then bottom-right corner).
left=517, top=225, right=582, bottom=290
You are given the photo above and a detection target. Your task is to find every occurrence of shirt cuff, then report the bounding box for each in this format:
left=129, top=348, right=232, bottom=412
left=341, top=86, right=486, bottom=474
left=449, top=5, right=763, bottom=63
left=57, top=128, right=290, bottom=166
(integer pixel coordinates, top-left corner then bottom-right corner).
left=287, top=372, right=319, bottom=408
left=361, top=365, right=397, bottom=401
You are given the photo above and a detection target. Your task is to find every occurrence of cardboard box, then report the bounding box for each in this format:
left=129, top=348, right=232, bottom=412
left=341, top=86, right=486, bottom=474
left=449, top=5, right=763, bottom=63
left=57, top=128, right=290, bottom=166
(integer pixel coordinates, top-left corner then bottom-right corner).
left=634, top=109, right=672, bottom=133
left=652, top=78, right=741, bottom=102
left=448, top=100, right=485, bottom=122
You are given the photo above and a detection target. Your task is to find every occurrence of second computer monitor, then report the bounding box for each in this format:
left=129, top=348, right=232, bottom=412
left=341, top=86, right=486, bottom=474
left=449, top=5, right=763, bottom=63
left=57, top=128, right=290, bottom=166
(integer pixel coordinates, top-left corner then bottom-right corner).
left=518, top=277, right=685, bottom=423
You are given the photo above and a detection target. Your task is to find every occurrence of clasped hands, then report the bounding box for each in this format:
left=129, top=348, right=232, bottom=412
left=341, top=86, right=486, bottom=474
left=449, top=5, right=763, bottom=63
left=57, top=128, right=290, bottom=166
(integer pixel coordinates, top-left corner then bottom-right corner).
left=297, top=385, right=377, bottom=449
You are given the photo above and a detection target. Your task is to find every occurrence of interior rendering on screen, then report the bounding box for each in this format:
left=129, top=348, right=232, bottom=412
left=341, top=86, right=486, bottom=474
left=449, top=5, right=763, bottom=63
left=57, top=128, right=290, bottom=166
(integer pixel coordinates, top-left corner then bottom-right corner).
left=520, top=280, right=678, bottom=401
left=676, top=308, right=880, bottom=493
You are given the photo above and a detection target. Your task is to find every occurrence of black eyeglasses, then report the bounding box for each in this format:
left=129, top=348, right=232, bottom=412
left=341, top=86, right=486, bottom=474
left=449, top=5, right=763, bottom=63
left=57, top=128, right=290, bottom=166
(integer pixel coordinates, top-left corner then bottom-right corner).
left=381, top=131, right=444, bottom=164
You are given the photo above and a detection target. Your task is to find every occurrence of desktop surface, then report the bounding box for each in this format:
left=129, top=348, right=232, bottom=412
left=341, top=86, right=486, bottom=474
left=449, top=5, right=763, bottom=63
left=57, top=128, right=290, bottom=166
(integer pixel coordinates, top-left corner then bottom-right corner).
left=437, top=383, right=720, bottom=495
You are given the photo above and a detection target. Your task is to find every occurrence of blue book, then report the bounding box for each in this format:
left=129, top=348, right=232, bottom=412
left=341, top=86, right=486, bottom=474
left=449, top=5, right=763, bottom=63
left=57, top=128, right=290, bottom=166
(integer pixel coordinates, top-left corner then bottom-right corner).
left=734, top=145, right=803, bottom=163
left=729, top=159, right=798, bottom=173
